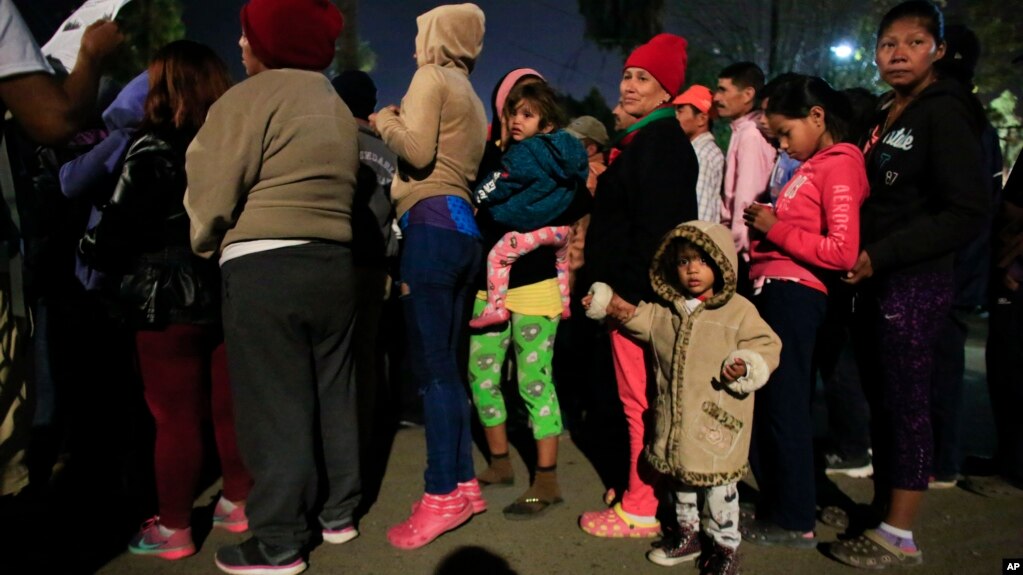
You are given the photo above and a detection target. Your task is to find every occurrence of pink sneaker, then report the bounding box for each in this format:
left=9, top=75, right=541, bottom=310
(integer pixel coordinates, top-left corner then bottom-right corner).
left=388, top=491, right=473, bottom=550
left=128, top=517, right=196, bottom=560
left=213, top=498, right=249, bottom=533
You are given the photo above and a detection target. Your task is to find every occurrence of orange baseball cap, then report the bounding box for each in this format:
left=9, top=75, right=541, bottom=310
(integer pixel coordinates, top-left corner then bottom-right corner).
left=673, top=85, right=715, bottom=117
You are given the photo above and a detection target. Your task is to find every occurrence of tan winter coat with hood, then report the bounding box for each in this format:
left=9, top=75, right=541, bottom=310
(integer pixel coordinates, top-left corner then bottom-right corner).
left=590, top=221, right=781, bottom=486
left=375, top=3, right=488, bottom=219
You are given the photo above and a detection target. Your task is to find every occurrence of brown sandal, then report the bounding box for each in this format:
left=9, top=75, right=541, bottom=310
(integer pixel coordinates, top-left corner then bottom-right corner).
left=830, top=528, right=923, bottom=569
left=502, top=495, right=563, bottom=520
left=819, top=506, right=850, bottom=530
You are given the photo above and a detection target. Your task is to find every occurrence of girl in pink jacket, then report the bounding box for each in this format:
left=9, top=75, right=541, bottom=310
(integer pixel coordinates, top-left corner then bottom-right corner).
left=739, top=74, right=868, bottom=548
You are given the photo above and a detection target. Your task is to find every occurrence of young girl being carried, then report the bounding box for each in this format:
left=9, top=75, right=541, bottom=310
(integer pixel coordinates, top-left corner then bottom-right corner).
left=469, top=82, right=589, bottom=328
left=585, top=221, right=781, bottom=575
left=739, top=74, right=869, bottom=548
left=467, top=80, right=590, bottom=518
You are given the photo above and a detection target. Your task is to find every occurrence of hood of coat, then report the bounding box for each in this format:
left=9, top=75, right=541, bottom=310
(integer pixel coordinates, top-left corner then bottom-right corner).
left=415, top=3, right=485, bottom=74
left=797, top=142, right=864, bottom=183
left=102, top=71, right=149, bottom=132
left=650, top=220, right=738, bottom=309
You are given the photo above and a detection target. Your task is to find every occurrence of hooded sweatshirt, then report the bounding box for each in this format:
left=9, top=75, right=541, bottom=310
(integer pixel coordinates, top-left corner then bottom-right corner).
left=58, top=71, right=149, bottom=290
left=862, top=77, right=987, bottom=276
left=590, top=221, right=781, bottom=486
left=749, top=142, right=868, bottom=293
left=473, top=129, right=588, bottom=230
left=59, top=71, right=149, bottom=201
left=375, top=3, right=488, bottom=219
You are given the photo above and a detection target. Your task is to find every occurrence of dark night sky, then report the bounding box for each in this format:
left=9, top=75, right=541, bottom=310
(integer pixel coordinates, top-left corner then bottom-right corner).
left=17, top=0, right=625, bottom=121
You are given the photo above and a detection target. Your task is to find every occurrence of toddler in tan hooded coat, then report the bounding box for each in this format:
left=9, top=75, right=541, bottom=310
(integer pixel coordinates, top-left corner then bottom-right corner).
left=586, top=220, right=780, bottom=574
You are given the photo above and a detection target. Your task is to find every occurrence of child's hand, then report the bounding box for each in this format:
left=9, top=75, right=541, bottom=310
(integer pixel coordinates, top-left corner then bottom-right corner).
left=582, top=294, right=593, bottom=309
left=721, top=358, right=747, bottom=383
left=743, top=203, right=777, bottom=233
left=607, top=294, right=637, bottom=323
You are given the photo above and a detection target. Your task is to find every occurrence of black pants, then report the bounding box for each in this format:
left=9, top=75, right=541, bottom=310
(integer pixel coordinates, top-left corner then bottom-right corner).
left=930, top=309, right=968, bottom=479
left=222, top=243, right=359, bottom=549
left=750, top=280, right=826, bottom=532
left=986, top=284, right=1023, bottom=482
left=817, top=283, right=871, bottom=460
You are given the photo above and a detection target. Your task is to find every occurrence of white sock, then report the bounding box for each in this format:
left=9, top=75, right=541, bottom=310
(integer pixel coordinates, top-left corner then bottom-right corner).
left=879, top=522, right=912, bottom=539
left=157, top=523, right=179, bottom=537
left=621, top=507, right=656, bottom=524
left=218, top=496, right=238, bottom=512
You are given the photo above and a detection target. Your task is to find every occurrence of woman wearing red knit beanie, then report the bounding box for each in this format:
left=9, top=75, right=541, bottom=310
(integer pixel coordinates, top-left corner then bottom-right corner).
left=184, top=1, right=359, bottom=574
left=579, top=32, right=701, bottom=539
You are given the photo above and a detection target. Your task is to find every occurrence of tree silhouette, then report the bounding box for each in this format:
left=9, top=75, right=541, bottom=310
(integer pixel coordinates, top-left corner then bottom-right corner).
left=107, top=0, right=187, bottom=82
left=577, top=0, right=665, bottom=55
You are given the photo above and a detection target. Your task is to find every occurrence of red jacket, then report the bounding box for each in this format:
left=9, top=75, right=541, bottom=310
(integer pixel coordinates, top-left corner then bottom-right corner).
left=749, top=143, right=868, bottom=293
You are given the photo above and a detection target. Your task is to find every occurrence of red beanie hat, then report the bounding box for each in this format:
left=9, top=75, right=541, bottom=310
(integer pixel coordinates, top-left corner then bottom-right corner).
left=241, top=0, right=344, bottom=70
left=624, top=33, right=688, bottom=97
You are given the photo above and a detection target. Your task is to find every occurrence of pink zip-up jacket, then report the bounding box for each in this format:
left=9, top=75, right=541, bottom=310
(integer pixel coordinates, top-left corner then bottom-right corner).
left=720, top=111, right=777, bottom=257
left=749, top=142, right=869, bottom=293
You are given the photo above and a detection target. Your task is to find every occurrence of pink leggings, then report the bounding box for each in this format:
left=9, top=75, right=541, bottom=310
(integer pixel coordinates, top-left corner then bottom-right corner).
left=136, top=324, right=251, bottom=529
left=483, top=226, right=571, bottom=317
left=610, top=328, right=659, bottom=516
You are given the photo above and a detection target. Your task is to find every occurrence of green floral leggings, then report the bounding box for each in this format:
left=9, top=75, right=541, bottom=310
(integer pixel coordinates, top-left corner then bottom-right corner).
left=468, top=299, right=562, bottom=439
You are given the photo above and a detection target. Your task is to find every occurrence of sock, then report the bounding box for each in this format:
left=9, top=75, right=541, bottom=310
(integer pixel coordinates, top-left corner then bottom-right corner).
left=217, top=496, right=238, bottom=513
left=421, top=489, right=467, bottom=515
left=478, top=452, right=514, bottom=485
left=877, top=522, right=917, bottom=552
left=517, top=466, right=561, bottom=503
left=619, top=501, right=657, bottom=525
left=157, top=522, right=181, bottom=537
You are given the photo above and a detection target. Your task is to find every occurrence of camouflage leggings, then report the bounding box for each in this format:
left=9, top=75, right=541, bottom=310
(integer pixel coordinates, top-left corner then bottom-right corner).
left=468, top=299, right=562, bottom=439
left=0, top=282, right=29, bottom=496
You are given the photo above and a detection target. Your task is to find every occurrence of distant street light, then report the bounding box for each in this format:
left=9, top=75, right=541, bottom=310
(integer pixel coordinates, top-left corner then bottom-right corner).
left=830, top=43, right=854, bottom=60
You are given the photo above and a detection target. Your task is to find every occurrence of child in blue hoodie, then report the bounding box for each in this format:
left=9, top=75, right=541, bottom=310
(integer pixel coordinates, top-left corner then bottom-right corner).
left=469, top=82, right=589, bottom=328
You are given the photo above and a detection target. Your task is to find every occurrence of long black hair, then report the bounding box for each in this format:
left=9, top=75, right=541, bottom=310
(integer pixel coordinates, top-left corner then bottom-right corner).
left=765, top=74, right=856, bottom=145
left=877, top=0, right=944, bottom=46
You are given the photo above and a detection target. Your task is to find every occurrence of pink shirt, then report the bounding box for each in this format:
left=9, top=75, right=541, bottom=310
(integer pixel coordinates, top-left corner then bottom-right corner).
left=749, top=143, right=869, bottom=294
left=720, top=111, right=777, bottom=257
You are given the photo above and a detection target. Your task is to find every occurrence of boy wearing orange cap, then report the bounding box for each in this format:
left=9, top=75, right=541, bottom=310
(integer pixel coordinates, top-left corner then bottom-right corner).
left=674, top=85, right=723, bottom=224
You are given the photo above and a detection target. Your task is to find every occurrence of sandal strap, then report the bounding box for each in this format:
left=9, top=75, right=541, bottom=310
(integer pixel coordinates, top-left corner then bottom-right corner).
left=862, top=529, right=921, bottom=560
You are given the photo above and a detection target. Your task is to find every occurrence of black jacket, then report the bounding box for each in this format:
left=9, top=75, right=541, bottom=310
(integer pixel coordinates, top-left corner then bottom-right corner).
left=80, top=128, right=219, bottom=327
left=584, top=114, right=699, bottom=306
left=862, top=78, right=987, bottom=276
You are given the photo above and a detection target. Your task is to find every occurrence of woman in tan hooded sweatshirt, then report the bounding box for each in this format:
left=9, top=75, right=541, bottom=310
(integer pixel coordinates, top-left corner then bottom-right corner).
left=371, top=3, right=489, bottom=550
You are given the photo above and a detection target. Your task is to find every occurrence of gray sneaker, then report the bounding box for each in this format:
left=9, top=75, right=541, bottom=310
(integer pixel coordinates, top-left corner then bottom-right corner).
left=647, top=527, right=702, bottom=567
left=824, top=452, right=873, bottom=478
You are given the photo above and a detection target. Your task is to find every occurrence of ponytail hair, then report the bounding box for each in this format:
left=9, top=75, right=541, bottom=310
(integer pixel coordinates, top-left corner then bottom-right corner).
left=765, top=74, right=856, bottom=145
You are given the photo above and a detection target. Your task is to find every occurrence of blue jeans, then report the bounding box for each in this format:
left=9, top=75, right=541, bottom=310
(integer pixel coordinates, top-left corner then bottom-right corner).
left=399, top=225, right=481, bottom=494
